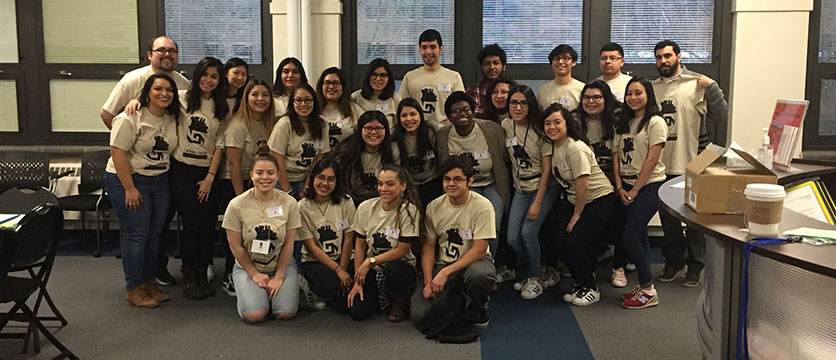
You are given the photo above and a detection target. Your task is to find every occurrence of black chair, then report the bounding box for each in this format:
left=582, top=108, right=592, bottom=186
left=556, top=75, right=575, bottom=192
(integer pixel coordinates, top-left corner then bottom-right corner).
left=57, top=150, right=111, bottom=257
left=0, top=204, right=77, bottom=359
left=0, top=151, right=50, bottom=194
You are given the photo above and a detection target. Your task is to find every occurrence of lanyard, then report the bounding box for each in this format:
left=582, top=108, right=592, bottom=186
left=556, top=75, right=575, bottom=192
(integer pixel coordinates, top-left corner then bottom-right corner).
left=513, top=120, right=531, bottom=181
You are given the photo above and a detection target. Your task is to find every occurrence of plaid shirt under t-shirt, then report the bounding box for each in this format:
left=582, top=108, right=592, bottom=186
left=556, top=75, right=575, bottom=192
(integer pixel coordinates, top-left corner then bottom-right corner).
left=466, top=78, right=493, bottom=119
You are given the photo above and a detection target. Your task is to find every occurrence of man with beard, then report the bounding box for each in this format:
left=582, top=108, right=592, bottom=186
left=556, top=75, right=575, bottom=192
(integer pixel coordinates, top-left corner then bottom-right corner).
left=399, top=29, right=465, bottom=128
left=466, top=44, right=507, bottom=119
left=594, top=42, right=632, bottom=102
left=651, top=39, right=727, bottom=288
left=101, top=36, right=190, bottom=129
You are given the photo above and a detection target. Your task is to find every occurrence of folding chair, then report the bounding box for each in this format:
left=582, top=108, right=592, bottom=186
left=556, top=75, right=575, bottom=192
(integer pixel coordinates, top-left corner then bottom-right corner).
left=57, top=150, right=111, bottom=257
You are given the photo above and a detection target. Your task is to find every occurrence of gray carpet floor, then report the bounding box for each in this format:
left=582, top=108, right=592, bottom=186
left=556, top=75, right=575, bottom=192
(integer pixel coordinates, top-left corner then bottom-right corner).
left=1, top=257, right=701, bottom=359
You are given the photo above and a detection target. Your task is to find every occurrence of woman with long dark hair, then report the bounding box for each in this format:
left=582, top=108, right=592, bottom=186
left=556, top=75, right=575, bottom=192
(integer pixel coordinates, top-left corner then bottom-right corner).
left=613, top=78, right=667, bottom=309
left=224, top=57, right=248, bottom=114
left=483, top=77, right=515, bottom=123
left=272, top=57, right=308, bottom=117
left=317, top=67, right=364, bottom=148
left=105, top=74, right=180, bottom=307
left=334, top=110, right=400, bottom=205
left=351, top=58, right=402, bottom=129
left=392, top=98, right=441, bottom=207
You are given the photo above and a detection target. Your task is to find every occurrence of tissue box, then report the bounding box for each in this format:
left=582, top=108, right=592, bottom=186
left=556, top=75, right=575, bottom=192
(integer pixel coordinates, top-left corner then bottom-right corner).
left=684, top=145, right=777, bottom=214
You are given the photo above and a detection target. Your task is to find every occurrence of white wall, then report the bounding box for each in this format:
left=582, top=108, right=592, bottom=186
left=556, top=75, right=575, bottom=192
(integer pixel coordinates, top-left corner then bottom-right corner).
left=270, top=0, right=343, bottom=85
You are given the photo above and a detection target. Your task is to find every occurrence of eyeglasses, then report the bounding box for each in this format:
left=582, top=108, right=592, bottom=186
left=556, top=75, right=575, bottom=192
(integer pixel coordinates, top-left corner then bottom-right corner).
left=314, top=174, right=337, bottom=184
left=442, top=176, right=467, bottom=183
left=581, top=95, right=604, bottom=102
left=599, top=56, right=623, bottom=62
left=362, top=126, right=386, bottom=133
left=152, top=48, right=178, bottom=55
left=554, top=56, right=574, bottom=63
left=293, top=97, right=314, bottom=105
left=371, top=72, right=389, bottom=79
left=509, top=100, right=528, bottom=108
left=323, top=80, right=342, bottom=88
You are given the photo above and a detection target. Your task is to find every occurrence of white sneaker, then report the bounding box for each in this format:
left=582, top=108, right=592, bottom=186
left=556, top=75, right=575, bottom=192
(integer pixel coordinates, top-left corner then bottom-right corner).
left=563, top=285, right=582, bottom=303
left=611, top=268, right=627, bottom=288
left=207, top=264, right=215, bottom=282
left=572, top=287, right=600, bottom=306
left=495, top=267, right=516, bottom=284
left=513, top=279, right=525, bottom=291
left=520, top=278, right=543, bottom=300
left=625, top=263, right=637, bottom=272
left=221, top=273, right=236, bottom=297
left=541, top=266, right=560, bottom=289
left=298, top=274, right=326, bottom=310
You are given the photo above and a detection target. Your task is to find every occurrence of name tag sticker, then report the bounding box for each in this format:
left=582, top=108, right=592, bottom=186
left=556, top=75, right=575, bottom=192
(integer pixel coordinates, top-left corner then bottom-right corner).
left=505, top=137, right=518, bottom=147
left=314, top=140, right=326, bottom=151
left=251, top=240, right=270, bottom=254
left=423, top=150, right=435, bottom=160
left=338, top=116, right=351, bottom=125
left=559, top=97, right=572, bottom=107
left=438, top=83, right=451, bottom=92
left=375, top=104, right=389, bottom=112
left=458, top=229, right=473, bottom=240
left=336, top=218, right=350, bottom=232
left=266, top=206, right=283, bottom=218
left=384, top=226, right=400, bottom=239
left=474, top=151, right=489, bottom=160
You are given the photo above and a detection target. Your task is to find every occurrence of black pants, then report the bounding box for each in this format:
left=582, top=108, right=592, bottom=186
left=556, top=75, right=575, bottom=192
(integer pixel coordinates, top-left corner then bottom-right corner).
left=216, top=179, right=240, bottom=275
left=170, top=159, right=219, bottom=270
left=540, top=188, right=570, bottom=268
left=563, top=193, right=615, bottom=288
left=302, top=261, right=355, bottom=313
left=658, top=175, right=705, bottom=272
left=347, top=260, right=416, bottom=321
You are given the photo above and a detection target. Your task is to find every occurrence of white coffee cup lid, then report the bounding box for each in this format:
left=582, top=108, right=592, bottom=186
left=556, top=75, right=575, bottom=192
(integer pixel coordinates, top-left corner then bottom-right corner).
left=744, top=183, right=785, bottom=199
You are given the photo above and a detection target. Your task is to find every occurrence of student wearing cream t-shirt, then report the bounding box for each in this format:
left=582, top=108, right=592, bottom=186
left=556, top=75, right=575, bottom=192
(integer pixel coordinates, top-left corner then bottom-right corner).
left=272, top=57, right=308, bottom=119
left=538, top=44, right=585, bottom=111
left=317, top=67, right=365, bottom=147
left=351, top=58, right=402, bottom=130
left=104, top=74, right=180, bottom=308
left=333, top=111, right=401, bottom=205
left=411, top=155, right=496, bottom=326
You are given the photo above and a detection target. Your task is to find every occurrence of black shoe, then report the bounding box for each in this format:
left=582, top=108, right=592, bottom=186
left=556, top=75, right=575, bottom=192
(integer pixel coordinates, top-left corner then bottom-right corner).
left=682, top=269, right=703, bottom=288
left=155, top=267, right=177, bottom=286
left=657, top=264, right=686, bottom=282
left=181, top=267, right=205, bottom=300
left=473, top=310, right=489, bottom=328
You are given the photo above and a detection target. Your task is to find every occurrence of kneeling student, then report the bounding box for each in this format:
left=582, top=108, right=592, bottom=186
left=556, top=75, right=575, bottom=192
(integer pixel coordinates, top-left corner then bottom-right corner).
left=411, top=155, right=497, bottom=327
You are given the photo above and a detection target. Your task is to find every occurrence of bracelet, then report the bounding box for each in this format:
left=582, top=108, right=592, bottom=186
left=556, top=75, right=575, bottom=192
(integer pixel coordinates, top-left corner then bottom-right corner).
left=332, top=263, right=340, bottom=271
left=207, top=172, right=216, bottom=176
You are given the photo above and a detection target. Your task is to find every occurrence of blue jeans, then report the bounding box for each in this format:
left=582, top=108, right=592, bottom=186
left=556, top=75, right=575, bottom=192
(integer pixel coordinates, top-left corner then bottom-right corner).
left=232, top=260, right=299, bottom=320
left=471, top=184, right=504, bottom=256
left=105, top=172, right=171, bottom=290
left=506, top=186, right=558, bottom=278
left=620, top=181, right=662, bottom=287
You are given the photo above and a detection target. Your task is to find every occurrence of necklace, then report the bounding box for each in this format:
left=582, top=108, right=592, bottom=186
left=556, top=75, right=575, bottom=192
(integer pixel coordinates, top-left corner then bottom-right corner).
left=315, top=199, right=329, bottom=216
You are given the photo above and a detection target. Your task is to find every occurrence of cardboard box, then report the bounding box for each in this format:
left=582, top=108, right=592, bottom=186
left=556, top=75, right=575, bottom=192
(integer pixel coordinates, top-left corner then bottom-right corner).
left=684, top=145, right=777, bottom=214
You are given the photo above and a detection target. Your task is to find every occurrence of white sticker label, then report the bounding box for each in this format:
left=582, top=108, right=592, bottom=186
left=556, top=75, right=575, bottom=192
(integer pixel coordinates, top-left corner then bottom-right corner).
left=337, top=116, right=351, bottom=125
left=505, top=136, right=518, bottom=147
left=384, top=226, right=400, bottom=239
left=458, top=229, right=473, bottom=241
left=314, top=140, right=326, bottom=151
left=251, top=240, right=270, bottom=254
left=686, top=176, right=692, bottom=188
left=266, top=206, right=283, bottom=218
left=375, top=104, right=389, bottom=112
left=559, top=97, right=572, bottom=107
left=688, top=191, right=697, bottom=207
left=438, top=83, right=451, bottom=92
left=423, top=150, right=435, bottom=160
left=474, top=151, right=489, bottom=160
left=335, top=218, right=349, bottom=232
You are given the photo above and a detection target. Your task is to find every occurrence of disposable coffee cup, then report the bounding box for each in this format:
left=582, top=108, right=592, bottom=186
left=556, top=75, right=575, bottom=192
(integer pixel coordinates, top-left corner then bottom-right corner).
left=744, top=183, right=786, bottom=236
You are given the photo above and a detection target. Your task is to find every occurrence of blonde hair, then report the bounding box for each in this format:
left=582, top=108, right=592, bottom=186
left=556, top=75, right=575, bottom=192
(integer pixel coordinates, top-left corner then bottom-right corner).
left=235, top=79, right=277, bottom=133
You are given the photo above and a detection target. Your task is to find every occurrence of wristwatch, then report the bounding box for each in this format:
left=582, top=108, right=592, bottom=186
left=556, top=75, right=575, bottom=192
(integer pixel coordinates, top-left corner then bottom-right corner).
left=368, top=257, right=377, bottom=265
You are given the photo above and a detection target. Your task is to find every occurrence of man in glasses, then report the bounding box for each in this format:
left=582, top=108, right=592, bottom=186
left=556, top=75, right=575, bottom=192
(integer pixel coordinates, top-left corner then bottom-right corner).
left=101, top=35, right=190, bottom=129
left=595, top=42, right=632, bottom=102
left=466, top=43, right=507, bottom=119
left=651, top=39, right=727, bottom=288
left=398, top=29, right=465, bottom=128
left=411, top=155, right=496, bottom=328
left=538, top=44, right=586, bottom=111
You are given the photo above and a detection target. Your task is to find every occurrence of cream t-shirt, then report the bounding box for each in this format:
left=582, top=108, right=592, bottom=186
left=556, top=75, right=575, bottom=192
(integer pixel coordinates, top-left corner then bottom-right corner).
left=448, top=123, right=495, bottom=187
left=652, top=75, right=707, bottom=175
left=537, top=78, right=585, bottom=111
left=578, top=114, right=615, bottom=171
left=106, top=109, right=177, bottom=176
left=400, top=130, right=439, bottom=185
left=321, top=102, right=364, bottom=148
left=268, top=116, right=331, bottom=182
left=298, top=197, right=357, bottom=263
left=101, top=65, right=190, bottom=117
left=613, top=115, right=668, bottom=186
left=274, top=95, right=289, bottom=118
left=222, top=189, right=301, bottom=273
left=352, top=197, right=419, bottom=266
left=596, top=73, right=632, bottom=103
left=551, top=138, right=614, bottom=205
left=349, top=146, right=401, bottom=202
left=173, top=91, right=223, bottom=167
left=501, top=118, right=553, bottom=192
left=350, top=90, right=402, bottom=130
left=424, top=191, right=495, bottom=265
left=220, top=117, right=270, bottom=180
left=398, top=66, right=464, bottom=127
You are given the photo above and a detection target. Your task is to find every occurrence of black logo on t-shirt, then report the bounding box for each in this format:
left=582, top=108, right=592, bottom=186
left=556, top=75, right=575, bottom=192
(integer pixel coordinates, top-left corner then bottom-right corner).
left=361, top=171, right=378, bottom=193
left=371, top=232, right=392, bottom=255
left=146, top=136, right=169, bottom=161
left=420, top=88, right=438, bottom=116
left=252, top=224, right=278, bottom=265
left=316, top=225, right=340, bottom=257
left=621, top=137, right=635, bottom=166
left=444, top=228, right=464, bottom=260
left=461, top=152, right=482, bottom=179
left=660, top=100, right=677, bottom=128
left=328, top=122, right=342, bottom=147
left=187, top=116, right=208, bottom=145
left=255, top=224, right=278, bottom=241
left=406, top=155, right=424, bottom=174
left=512, top=145, right=532, bottom=170
left=296, top=143, right=317, bottom=168
left=552, top=165, right=569, bottom=190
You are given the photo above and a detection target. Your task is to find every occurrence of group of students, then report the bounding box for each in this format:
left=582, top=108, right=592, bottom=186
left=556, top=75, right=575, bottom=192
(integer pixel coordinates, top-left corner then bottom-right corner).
left=100, top=29, right=727, bottom=327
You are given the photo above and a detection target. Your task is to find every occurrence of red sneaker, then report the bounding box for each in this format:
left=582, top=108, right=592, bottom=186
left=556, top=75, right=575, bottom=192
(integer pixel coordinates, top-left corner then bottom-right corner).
left=622, top=286, right=641, bottom=300
left=622, top=289, right=659, bottom=309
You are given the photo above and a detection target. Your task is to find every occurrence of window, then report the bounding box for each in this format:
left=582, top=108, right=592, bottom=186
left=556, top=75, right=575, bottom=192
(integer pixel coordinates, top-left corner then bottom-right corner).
left=0, top=80, right=17, bottom=131
left=356, top=0, right=454, bottom=64
left=805, top=0, right=836, bottom=150
left=41, top=0, right=138, bottom=64
left=0, top=0, right=17, bottom=63
left=820, top=0, right=836, bottom=62
left=482, top=0, right=583, bottom=64
left=610, top=0, right=714, bottom=64
left=49, top=80, right=115, bottom=133
left=819, top=80, right=836, bottom=136
left=165, top=0, right=263, bottom=65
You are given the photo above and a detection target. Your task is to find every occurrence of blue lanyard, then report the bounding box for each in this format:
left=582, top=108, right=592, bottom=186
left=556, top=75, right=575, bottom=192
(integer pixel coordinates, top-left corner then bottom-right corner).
left=737, top=236, right=800, bottom=360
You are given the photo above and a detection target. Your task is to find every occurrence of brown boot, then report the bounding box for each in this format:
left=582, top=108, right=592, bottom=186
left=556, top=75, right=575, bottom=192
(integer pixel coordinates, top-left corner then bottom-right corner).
left=142, top=280, right=170, bottom=302
left=197, top=265, right=216, bottom=298
left=126, top=286, right=159, bottom=308
left=182, top=267, right=206, bottom=300
left=387, top=297, right=409, bottom=322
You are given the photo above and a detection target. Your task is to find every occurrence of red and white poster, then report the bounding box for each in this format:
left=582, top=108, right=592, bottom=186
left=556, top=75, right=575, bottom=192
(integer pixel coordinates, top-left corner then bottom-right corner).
left=768, top=99, right=809, bottom=170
